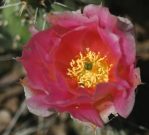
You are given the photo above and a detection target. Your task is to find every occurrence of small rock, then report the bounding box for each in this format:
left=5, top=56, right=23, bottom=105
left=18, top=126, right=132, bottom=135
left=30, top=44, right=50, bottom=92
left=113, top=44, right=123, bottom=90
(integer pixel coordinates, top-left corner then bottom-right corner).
left=0, top=109, right=12, bottom=132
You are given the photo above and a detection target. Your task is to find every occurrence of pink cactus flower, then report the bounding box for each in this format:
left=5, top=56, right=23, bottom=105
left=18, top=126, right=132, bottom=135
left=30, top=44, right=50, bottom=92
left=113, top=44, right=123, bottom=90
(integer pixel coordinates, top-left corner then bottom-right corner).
left=20, top=4, right=141, bottom=127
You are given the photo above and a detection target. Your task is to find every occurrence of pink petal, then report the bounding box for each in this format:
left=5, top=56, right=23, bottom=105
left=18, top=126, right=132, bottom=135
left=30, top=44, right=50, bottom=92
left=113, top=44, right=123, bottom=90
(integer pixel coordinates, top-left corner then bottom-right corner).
left=25, top=89, right=97, bottom=124
left=93, top=82, right=130, bottom=122
left=20, top=29, right=61, bottom=92
left=68, top=106, right=103, bottom=127
left=114, top=88, right=135, bottom=118
left=99, top=102, right=118, bottom=123
left=117, top=17, right=134, bottom=32
left=115, top=17, right=136, bottom=65
left=47, top=11, right=95, bottom=28
left=83, top=4, right=117, bottom=29
left=27, top=98, right=54, bottom=117
left=23, top=84, right=53, bottom=117
left=97, top=27, right=121, bottom=65
left=119, top=32, right=136, bottom=65
left=94, top=82, right=123, bottom=100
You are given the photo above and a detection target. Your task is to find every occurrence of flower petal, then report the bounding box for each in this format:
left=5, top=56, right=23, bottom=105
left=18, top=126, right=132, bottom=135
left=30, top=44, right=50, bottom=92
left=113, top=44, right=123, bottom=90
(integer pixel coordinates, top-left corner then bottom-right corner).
left=97, top=27, right=121, bottom=65
left=83, top=4, right=117, bottom=29
left=119, top=33, right=136, bottom=65
left=114, top=88, right=135, bottom=117
left=116, top=17, right=136, bottom=65
left=69, top=106, right=103, bottom=127
left=47, top=11, right=96, bottom=29
left=23, top=84, right=53, bottom=117
left=99, top=102, right=118, bottom=123
left=20, top=29, right=60, bottom=92
left=117, top=17, right=134, bottom=32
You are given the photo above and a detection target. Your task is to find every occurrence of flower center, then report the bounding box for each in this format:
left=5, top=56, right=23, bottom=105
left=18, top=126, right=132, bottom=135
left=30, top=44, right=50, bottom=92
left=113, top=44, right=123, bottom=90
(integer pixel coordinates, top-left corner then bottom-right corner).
left=67, top=48, right=112, bottom=88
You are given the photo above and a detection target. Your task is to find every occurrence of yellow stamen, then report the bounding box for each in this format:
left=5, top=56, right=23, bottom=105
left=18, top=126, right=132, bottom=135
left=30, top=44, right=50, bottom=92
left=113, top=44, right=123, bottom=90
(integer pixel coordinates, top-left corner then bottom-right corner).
left=67, top=48, right=112, bottom=88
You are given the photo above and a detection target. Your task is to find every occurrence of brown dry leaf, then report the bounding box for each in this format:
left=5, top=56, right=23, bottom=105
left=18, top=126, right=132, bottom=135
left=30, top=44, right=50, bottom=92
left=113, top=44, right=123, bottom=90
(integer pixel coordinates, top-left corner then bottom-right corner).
left=0, top=63, right=24, bottom=87
left=0, top=85, right=23, bottom=104
left=4, top=97, right=19, bottom=113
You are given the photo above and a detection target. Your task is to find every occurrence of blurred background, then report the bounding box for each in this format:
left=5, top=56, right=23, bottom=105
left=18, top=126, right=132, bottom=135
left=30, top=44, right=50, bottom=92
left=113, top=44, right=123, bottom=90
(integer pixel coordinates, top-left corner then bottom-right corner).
left=0, top=0, right=149, bottom=135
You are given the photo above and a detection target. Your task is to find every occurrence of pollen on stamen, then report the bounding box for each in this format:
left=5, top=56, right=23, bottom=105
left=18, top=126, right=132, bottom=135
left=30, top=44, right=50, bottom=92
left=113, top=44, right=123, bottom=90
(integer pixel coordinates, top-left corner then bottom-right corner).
left=67, top=48, right=112, bottom=88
